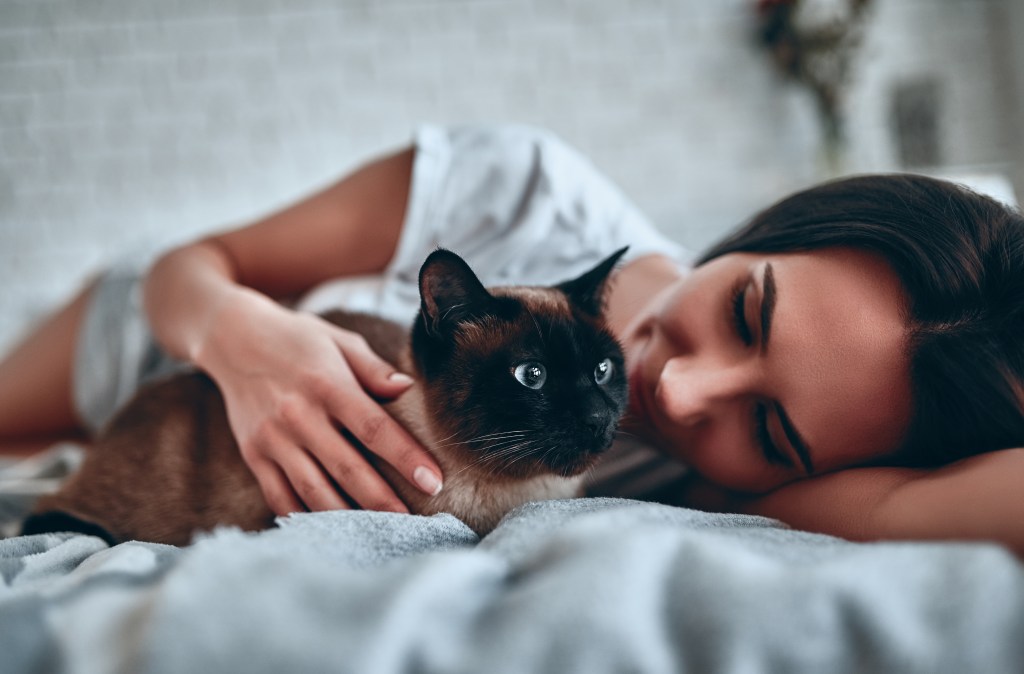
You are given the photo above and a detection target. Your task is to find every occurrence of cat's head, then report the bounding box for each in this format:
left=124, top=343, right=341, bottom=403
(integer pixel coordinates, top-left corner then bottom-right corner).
left=411, top=248, right=629, bottom=479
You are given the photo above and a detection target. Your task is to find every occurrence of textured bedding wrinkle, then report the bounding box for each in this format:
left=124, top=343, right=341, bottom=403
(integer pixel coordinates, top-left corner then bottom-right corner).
left=2, top=498, right=1022, bottom=673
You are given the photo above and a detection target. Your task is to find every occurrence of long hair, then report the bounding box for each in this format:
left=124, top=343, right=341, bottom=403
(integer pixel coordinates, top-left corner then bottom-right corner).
left=699, top=174, right=1024, bottom=466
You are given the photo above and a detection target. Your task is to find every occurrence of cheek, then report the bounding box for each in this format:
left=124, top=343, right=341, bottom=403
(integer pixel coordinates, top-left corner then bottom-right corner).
left=678, top=424, right=742, bottom=479
left=682, top=425, right=787, bottom=493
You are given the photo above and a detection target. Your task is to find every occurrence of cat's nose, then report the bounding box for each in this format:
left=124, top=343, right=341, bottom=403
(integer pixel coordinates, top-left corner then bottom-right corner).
left=585, top=412, right=614, bottom=445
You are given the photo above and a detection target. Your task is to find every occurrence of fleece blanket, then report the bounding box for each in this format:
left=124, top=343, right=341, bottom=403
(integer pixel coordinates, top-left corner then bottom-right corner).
left=2, top=496, right=1023, bottom=674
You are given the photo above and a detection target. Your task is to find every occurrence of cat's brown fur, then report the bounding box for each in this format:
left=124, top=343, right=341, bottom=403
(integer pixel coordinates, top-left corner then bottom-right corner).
left=25, top=249, right=629, bottom=545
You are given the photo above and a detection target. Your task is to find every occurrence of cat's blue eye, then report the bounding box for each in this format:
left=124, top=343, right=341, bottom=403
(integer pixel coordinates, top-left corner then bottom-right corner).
left=514, top=362, right=547, bottom=389
left=594, top=358, right=613, bottom=385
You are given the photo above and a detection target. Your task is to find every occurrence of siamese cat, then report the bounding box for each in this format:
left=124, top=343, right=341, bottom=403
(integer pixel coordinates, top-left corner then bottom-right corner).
left=23, top=248, right=629, bottom=546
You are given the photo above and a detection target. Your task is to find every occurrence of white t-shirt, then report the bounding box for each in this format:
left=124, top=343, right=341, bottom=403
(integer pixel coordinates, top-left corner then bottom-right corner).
left=298, top=123, right=693, bottom=320
left=300, top=123, right=691, bottom=499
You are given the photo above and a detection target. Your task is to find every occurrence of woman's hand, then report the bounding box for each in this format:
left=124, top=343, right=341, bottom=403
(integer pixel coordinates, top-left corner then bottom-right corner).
left=194, top=288, right=443, bottom=516
left=139, top=148, right=427, bottom=516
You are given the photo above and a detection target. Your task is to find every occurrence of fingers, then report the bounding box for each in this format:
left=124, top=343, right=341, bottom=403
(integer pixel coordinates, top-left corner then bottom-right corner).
left=293, top=414, right=410, bottom=514
left=330, top=332, right=445, bottom=498
left=246, top=417, right=408, bottom=515
left=228, top=321, right=444, bottom=516
left=322, top=379, right=444, bottom=498
left=242, top=419, right=352, bottom=515
left=277, top=448, right=353, bottom=513
left=248, top=455, right=307, bottom=517
left=334, top=329, right=415, bottom=399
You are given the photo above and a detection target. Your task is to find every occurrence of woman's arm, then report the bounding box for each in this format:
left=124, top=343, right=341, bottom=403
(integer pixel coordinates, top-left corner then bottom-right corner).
left=144, top=147, right=445, bottom=517
left=867, top=448, right=1024, bottom=554
left=681, top=448, right=1024, bottom=557
left=147, top=146, right=416, bottom=357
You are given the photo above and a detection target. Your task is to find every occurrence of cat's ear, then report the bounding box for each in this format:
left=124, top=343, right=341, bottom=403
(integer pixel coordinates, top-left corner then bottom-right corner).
left=557, top=246, right=629, bottom=316
left=418, top=248, right=496, bottom=334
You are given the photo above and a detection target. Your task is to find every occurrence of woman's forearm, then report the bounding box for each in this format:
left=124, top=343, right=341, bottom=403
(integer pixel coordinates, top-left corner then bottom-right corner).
left=733, top=449, right=1024, bottom=556
left=136, top=146, right=446, bottom=515
left=872, top=448, right=1024, bottom=555
left=729, top=467, right=921, bottom=542
left=142, top=240, right=268, bottom=367
left=141, top=146, right=415, bottom=368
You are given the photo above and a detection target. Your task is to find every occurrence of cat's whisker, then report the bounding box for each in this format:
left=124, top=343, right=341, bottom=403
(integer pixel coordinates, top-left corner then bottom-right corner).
left=433, top=430, right=463, bottom=445
left=453, top=454, right=510, bottom=480
left=483, top=442, right=536, bottom=471
left=503, top=444, right=536, bottom=458
left=432, top=437, right=522, bottom=450
left=447, top=439, right=536, bottom=478
left=498, top=443, right=543, bottom=472
left=472, top=430, right=530, bottom=442
left=479, top=436, right=533, bottom=452
left=485, top=441, right=535, bottom=460
left=535, top=444, right=559, bottom=469
left=496, top=454, right=535, bottom=477
left=432, top=430, right=528, bottom=450
left=467, top=433, right=529, bottom=445
left=460, top=428, right=529, bottom=439
left=468, top=441, right=530, bottom=461
left=431, top=438, right=525, bottom=453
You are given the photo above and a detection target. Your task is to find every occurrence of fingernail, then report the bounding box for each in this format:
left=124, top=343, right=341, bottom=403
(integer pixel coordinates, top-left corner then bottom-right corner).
left=413, top=466, right=443, bottom=496
left=389, top=372, right=414, bottom=385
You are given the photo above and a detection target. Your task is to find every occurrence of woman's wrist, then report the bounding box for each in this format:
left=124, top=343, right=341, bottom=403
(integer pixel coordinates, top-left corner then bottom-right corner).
left=190, top=285, right=287, bottom=378
left=144, top=241, right=261, bottom=372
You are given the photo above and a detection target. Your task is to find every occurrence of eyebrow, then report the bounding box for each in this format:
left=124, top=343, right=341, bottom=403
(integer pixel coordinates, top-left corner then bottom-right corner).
left=759, top=263, right=777, bottom=354
left=760, top=263, right=815, bottom=475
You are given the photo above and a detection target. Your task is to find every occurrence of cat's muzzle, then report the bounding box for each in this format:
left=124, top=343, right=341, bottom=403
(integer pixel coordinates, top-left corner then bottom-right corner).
left=540, top=417, right=618, bottom=476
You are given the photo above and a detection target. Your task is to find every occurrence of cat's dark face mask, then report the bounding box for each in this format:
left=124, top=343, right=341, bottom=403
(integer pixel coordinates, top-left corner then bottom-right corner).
left=411, top=248, right=629, bottom=479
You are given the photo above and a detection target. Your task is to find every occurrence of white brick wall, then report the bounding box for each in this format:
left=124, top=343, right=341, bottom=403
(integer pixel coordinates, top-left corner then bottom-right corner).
left=0, top=0, right=1018, bottom=354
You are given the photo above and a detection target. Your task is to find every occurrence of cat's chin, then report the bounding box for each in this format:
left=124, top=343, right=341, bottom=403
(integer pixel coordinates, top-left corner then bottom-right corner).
left=550, top=458, right=601, bottom=479
left=485, top=449, right=606, bottom=481
left=548, top=452, right=609, bottom=478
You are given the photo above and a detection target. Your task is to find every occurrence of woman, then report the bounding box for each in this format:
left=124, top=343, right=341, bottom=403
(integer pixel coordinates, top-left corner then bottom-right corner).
left=2, top=125, right=1023, bottom=552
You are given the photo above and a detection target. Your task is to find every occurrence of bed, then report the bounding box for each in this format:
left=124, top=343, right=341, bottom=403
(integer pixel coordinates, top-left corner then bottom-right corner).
left=2, top=445, right=1023, bottom=673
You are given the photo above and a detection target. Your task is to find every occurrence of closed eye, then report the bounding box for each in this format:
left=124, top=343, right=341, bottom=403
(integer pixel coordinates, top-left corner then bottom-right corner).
left=730, top=280, right=753, bottom=346
left=755, top=403, right=791, bottom=468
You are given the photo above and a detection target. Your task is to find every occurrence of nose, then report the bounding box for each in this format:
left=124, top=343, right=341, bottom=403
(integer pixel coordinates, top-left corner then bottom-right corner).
left=579, top=400, right=616, bottom=451
left=585, top=411, right=612, bottom=437
left=655, top=356, right=753, bottom=426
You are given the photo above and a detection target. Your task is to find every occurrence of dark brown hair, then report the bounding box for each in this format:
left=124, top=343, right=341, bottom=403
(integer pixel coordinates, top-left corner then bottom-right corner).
left=700, top=174, right=1024, bottom=467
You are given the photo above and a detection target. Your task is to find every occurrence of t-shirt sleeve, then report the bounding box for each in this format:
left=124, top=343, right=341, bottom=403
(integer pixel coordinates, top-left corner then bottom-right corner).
left=388, top=124, right=692, bottom=289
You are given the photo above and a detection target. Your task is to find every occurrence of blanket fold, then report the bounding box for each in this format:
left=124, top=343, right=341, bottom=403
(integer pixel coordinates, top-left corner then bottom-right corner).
left=2, top=498, right=1022, bottom=674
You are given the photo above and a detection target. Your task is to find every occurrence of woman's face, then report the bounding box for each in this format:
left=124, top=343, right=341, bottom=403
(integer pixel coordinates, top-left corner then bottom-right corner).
left=621, top=247, right=913, bottom=493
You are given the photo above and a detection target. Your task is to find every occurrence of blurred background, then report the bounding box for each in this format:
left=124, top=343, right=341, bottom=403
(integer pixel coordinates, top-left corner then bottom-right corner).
left=1, top=0, right=1022, bottom=355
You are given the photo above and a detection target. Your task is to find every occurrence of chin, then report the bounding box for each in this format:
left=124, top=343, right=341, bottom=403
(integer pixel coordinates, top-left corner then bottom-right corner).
left=545, top=452, right=604, bottom=478
left=696, top=466, right=778, bottom=495
left=487, top=453, right=599, bottom=481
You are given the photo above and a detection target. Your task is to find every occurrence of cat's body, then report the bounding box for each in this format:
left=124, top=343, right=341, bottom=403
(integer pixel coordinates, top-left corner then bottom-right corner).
left=24, top=249, right=629, bottom=546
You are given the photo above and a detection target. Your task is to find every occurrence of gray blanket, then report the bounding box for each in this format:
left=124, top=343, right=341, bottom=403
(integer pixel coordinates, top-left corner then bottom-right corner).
left=2, top=497, right=1023, bottom=674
